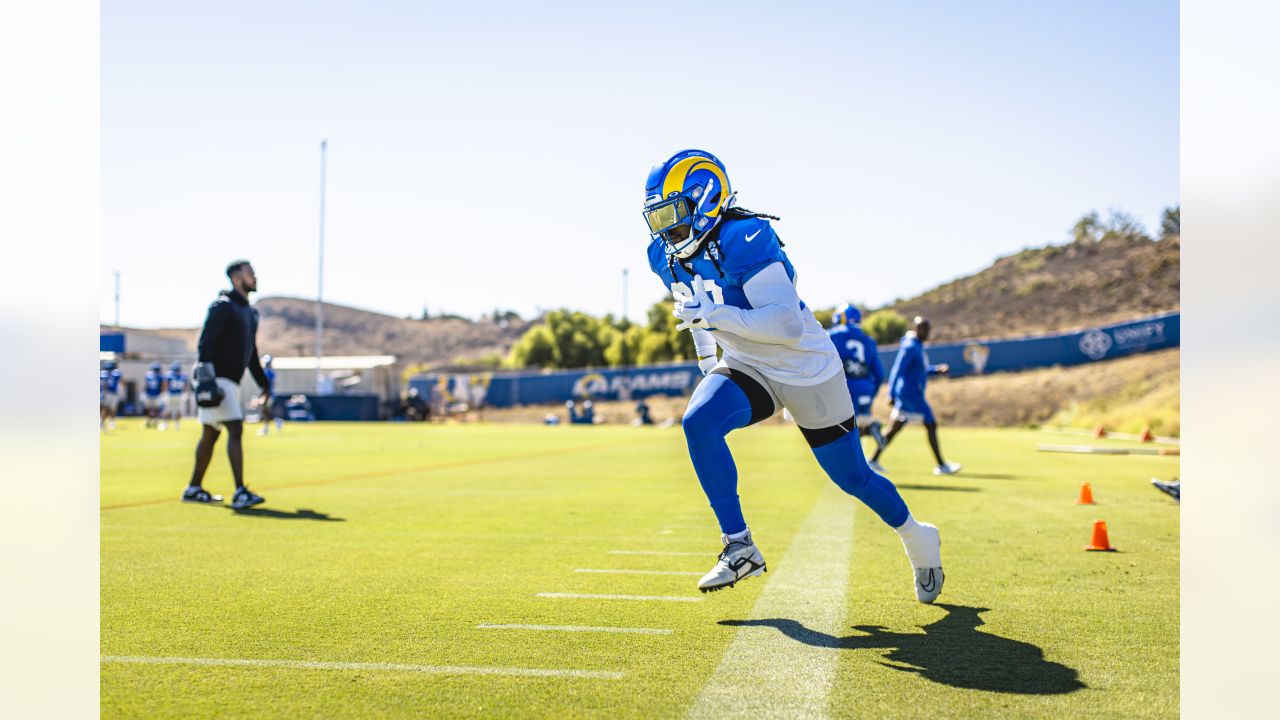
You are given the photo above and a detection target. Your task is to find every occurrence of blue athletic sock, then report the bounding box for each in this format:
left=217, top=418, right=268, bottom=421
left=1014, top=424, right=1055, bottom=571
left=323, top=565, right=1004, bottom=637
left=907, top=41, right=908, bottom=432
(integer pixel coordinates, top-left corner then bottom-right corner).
left=810, top=430, right=910, bottom=527
left=682, top=373, right=755, bottom=535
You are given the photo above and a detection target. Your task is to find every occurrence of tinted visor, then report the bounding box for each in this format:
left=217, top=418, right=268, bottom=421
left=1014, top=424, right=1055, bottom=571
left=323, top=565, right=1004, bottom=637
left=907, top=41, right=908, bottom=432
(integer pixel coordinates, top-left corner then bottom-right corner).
left=643, top=196, right=691, bottom=235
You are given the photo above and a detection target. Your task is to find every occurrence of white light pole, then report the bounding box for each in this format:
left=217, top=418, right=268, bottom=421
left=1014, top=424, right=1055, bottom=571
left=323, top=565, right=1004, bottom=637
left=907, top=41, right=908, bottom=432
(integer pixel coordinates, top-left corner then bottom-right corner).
left=315, top=139, right=327, bottom=394
left=113, top=270, right=121, bottom=327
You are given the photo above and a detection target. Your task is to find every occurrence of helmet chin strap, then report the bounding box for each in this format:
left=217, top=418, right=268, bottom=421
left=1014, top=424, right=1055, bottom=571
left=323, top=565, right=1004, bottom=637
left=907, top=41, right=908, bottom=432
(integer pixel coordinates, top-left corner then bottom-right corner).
left=672, top=225, right=708, bottom=259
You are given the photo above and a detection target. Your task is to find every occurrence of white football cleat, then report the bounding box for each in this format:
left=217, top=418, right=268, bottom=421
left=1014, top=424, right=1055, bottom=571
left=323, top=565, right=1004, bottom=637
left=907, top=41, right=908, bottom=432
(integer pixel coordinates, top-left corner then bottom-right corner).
left=900, top=521, right=944, bottom=603
left=933, top=462, right=962, bottom=476
left=914, top=566, right=944, bottom=604
left=868, top=460, right=888, bottom=474
left=698, top=531, right=767, bottom=593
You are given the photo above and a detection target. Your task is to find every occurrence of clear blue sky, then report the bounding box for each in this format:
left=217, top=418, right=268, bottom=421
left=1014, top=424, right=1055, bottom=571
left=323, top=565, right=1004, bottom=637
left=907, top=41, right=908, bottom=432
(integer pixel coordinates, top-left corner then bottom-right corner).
left=102, top=0, right=1178, bottom=328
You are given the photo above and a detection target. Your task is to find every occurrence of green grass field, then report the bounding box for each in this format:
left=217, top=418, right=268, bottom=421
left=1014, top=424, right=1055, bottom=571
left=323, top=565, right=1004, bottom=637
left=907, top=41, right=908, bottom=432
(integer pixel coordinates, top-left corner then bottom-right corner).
left=101, top=420, right=1179, bottom=719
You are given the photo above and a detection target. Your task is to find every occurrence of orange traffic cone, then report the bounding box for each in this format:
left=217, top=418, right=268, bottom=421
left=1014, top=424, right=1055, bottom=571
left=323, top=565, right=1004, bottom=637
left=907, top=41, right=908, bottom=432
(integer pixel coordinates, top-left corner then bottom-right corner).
left=1093, top=424, right=1107, bottom=438
left=1140, top=426, right=1155, bottom=442
left=1084, top=520, right=1117, bottom=551
left=1076, top=482, right=1095, bottom=505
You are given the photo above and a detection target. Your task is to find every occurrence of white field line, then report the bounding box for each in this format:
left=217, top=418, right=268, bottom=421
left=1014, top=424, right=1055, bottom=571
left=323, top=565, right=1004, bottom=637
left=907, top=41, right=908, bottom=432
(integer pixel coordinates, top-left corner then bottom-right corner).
left=477, top=624, right=672, bottom=635
left=687, top=483, right=856, bottom=719
left=574, top=568, right=702, bottom=576
left=608, top=550, right=706, bottom=556
left=536, top=592, right=701, bottom=603
left=101, top=654, right=622, bottom=679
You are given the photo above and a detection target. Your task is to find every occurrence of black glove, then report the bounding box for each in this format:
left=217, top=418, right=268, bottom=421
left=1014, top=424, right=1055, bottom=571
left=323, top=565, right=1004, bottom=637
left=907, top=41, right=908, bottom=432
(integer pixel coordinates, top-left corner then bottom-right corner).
left=193, top=362, right=225, bottom=408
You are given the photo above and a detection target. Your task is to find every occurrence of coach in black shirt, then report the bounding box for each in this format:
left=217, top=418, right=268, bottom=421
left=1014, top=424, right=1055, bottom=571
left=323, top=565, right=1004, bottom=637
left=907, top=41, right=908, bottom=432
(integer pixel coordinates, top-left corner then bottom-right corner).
left=182, top=260, right=271, bottom=509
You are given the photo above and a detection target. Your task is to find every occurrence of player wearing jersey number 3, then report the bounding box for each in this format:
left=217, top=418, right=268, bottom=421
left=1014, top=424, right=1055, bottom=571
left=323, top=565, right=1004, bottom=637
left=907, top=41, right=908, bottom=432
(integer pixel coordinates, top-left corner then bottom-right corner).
left=643, top=149, right=943, bottom=601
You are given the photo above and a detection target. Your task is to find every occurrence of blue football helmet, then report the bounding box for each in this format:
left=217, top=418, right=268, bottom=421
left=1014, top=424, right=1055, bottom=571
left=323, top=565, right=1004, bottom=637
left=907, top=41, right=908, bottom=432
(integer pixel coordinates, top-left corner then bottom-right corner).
left=262, top=354, right=273, bottom=367
left=170, top=361, right=182, bottom=372
left=832, top=303, right=862, bottom=326
left=103, top=360, right=117, bottom=371
left=643, top=149, right=733, bottom=258
left=150, top=361, right=162, bottom=372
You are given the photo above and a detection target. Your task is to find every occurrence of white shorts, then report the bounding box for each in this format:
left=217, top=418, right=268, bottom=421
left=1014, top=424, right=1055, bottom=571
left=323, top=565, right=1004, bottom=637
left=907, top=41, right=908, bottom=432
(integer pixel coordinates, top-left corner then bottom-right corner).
left=144, top=395, right=164, bottom=410
left=721, top=356, right=854, bottom=429
left=101, top=392, right=119, bottom=410
left=167, top=395, right=186, bottom=416
left=197, top=378, right=244, bottom=428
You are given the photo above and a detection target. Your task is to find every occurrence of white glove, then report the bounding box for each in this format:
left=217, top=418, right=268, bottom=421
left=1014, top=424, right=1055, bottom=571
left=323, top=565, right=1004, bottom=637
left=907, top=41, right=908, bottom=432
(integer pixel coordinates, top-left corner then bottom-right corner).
left=697, top=355, right=718, bottom=375
left=673, top=275, right=714, bottom=331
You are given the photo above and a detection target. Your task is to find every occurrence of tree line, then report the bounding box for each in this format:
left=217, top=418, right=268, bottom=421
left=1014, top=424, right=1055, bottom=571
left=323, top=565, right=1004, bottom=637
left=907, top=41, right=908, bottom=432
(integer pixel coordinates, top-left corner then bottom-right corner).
left=505, top=299, right=908, bottom=370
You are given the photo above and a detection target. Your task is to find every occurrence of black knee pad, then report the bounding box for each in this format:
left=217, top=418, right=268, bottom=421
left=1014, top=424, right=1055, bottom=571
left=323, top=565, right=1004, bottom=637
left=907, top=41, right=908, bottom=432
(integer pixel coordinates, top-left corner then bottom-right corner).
left=709, top=367, right=777, bottom=426
left=799, top=415, right=859, bottom=448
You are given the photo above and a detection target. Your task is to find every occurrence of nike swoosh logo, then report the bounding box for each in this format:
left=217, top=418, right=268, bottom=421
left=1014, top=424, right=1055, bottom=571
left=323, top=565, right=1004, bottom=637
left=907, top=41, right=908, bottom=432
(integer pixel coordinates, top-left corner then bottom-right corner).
left=918, top=569, right=937, bottom=593
left=745, top=230, right=761, bottom=242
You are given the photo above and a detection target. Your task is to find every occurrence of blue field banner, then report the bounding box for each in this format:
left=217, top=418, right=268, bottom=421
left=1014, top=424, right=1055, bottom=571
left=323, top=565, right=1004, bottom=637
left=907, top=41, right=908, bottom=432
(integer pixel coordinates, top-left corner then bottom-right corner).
left=876, top=311, right=1180, bottom=378
left=411, top=312, right=1178, bottom=408
left=410, top=362, right=702, bottom=409
left=100, top=333, right=125, bottom=353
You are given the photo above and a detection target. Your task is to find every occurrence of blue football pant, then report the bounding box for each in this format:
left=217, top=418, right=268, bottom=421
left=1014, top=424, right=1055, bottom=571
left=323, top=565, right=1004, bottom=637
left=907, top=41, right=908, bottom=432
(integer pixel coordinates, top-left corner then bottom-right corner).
left=682, top=370, right=910, bottom=535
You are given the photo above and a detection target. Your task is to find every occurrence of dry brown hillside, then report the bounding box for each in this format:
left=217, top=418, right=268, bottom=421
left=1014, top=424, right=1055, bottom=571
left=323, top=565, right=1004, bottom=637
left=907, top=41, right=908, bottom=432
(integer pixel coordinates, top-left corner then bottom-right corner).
left=884, top=234, right=1179, bottom=342
left=146, top=297, right=531, bottom=368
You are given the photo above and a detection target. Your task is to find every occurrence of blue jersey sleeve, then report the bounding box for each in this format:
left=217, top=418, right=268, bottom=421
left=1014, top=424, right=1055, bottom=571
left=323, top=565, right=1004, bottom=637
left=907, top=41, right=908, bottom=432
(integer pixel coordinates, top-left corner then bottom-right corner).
left=888, top=344, right=908, bottom=398
left=715, top=217, right=787, bottom=287
left=647, top=239, right=676, bottom=290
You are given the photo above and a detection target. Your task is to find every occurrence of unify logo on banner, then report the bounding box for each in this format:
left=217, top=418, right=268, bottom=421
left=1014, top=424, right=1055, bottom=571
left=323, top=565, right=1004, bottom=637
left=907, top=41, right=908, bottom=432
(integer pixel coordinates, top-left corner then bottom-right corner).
left=1078, top=330, right=1114, bottom=360
left=1078, top=319, right=1167, bottom=360
left=1111, top=320, right=1167, bottom=348
left=572, top=370, right=696, bottom=398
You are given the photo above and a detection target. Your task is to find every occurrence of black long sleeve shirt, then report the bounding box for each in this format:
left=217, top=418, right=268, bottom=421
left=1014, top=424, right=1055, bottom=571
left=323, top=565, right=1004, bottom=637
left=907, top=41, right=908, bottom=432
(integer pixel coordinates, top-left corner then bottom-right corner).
left=196, top=289, right=270, bottom=392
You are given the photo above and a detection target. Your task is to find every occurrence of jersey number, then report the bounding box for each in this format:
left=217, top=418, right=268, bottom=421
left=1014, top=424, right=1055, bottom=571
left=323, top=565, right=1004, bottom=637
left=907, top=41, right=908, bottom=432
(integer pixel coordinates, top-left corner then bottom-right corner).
left=844, top=339, right=870, bottom=379
left=670, top=279, right=725, bottom=304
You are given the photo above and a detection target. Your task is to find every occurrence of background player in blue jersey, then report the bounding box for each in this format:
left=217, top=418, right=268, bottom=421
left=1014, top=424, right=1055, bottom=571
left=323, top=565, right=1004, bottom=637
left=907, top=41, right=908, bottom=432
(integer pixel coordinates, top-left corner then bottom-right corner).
left=870, top=315, right=962, bottom=475
left=828, top=303, right=887, bottom=451
left=162, top=361, right=188, bottom=431
left=100, top=360, right=122, bottom=432
left=257, top=354, right=283, bottom=436
left=643, top=149, right=944, bottom=602
left=142, top=361, right=165, bottom=428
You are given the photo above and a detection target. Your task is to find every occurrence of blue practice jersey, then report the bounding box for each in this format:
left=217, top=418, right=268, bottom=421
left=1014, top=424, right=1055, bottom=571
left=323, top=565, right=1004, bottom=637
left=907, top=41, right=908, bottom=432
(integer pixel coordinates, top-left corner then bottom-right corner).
left=100, top=369, right=122, bottom=394
left=144, top=371, right=164, bottom=397
left=647, top=214, right=838, bottom=383
left=888, top=332, right=942, bottom=401
left=165, top=372, right=188, bottom=395
left=265, top=367, right=276, bottom=394
left=648, top=215, right=798, bottom=311
left=829, top=324, right=884, bottom=395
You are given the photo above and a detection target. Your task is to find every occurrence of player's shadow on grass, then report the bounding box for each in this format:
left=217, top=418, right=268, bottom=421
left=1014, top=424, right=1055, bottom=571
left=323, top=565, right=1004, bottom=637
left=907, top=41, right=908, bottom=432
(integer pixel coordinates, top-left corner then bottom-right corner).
left=720, top=604, right=1084, bottom=695
left=227, top=507, right=346, bottom=522
left=960, top=473, right=1021, bottom=480
left=895, top=484, right=979, bottom=493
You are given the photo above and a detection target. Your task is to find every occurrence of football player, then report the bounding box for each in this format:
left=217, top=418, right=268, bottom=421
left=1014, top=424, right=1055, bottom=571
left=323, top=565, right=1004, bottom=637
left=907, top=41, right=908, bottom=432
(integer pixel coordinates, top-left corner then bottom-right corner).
left=643, top=149, right=943, bottom=601
left=100, top=360, right=122, bottom=432
left=142, top=361, right=165, bottom=428
left=162, top=361, right=188, bottom=431
left=828, top=304, right=887, bottom=450
left=257, top=354, right=282, bottom=436
left=870, top=316, right=962, bottom=476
